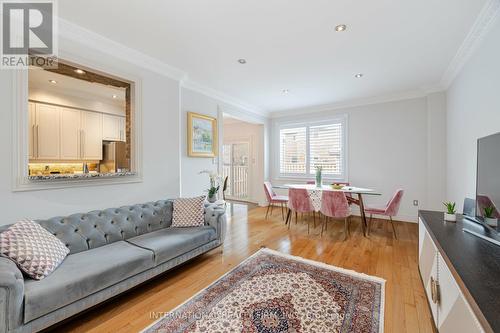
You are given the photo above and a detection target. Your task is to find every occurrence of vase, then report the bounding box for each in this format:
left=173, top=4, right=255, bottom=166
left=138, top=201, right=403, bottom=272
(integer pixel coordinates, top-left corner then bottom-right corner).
left=484, top=217, right=498, bottom=227
left=315, top=170, right=322, bottom=188
left=444, top=213, right=456, bottom=222
left=207, top=195, right=217, bottom=203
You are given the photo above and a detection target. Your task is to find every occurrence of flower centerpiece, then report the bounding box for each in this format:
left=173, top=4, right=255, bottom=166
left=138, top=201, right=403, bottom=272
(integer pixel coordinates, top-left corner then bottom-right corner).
left=315, top=165, right=323, bottom=188
left=199, top=170, right=222, bottom=203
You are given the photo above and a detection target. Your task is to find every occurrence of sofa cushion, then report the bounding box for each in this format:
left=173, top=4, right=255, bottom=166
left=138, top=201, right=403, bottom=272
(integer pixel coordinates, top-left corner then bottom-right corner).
left=23, top=241, right=154, bottom=323
left=127, top=227, right=217, bottom=266
left=172, top=196, right=205, bottom=228
left=0, top=220, right=69, bottom=280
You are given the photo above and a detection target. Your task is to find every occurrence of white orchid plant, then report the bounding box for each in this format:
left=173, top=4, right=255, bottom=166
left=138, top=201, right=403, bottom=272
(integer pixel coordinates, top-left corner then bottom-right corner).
left=199, top=170, right=222, bottom=200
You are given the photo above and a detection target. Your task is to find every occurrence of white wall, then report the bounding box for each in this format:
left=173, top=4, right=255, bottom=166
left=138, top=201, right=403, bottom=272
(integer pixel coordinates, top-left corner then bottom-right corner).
left=180, top=87, right=270, bottom=199
left=0, top=37, right=181, bottom=224
left=270, top=95, right=447, bottom=222
left=223, top=120, right=266, bottom=205
left=446, top=17, right=500, bottom=211
left=179, top=88, right=220, bottom=197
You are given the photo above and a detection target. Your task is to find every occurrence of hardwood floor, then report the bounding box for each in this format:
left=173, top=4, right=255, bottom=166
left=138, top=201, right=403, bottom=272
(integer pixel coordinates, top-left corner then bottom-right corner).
left=53, top=203, right=433, bottom=333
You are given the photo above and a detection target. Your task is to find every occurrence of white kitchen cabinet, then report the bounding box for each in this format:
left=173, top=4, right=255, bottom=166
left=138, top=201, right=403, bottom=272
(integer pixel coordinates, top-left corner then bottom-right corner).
left=34, top=103, right=60, bottom=160
left=102, top=114, right=126, bottom=142
left=60, top=107, right=81, bottom=160
left=81, top=111, right=102, bottom=160
left=119, top=116, right=126, bottom=142
left=28, top=102, right=36, bottom=159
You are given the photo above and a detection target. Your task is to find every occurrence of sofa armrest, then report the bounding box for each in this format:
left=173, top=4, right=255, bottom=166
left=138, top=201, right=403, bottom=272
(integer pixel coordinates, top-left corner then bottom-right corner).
left=204, top=204, right=227, bottom=244
left=0, top=258, right=24, bottom=333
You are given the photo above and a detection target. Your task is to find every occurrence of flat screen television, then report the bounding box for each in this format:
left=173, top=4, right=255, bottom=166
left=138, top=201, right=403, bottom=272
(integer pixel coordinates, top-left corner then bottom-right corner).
left=476, top=132, right=500, bottom=232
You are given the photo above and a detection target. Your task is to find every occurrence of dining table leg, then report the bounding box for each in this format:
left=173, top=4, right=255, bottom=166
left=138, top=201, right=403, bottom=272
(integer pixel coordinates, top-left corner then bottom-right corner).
left=357, top=193, right=367, bottom=237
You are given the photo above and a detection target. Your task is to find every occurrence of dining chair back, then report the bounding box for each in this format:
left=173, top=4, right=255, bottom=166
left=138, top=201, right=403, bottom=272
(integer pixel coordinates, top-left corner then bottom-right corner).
left=320, top=191, right=350, bottom=218
left=222, top=176, right=229, bottom=200
left=263, top=182, right=288, bottom=220
left=320, top=191, right=351, bottom=240
left=364, top=189, right=404, bottom=239
left=385, top=189, right=404, bottom=216
left=286, top=188, right=315, bottom=232
left=263, top=181, right=275, bottom=202
left=288, top=188, right=314, bottom=213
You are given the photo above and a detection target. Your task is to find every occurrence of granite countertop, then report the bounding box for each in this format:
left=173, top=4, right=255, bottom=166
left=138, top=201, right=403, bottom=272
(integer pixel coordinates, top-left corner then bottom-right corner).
left=28, top=172, right=136, bottom=181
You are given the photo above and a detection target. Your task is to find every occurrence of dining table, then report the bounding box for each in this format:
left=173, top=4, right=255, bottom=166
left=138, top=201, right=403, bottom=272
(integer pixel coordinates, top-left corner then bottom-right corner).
left=274, top=184, right=381, bottom=237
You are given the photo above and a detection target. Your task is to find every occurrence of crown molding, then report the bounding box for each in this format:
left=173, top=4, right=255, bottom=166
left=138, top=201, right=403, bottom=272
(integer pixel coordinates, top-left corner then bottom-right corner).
left=269, top=88, right=441, bottom=118
left=58, top=18, right=187, bottom=82
left=57, top=18, right=268, bottom=119
left=440, top=0, right=500, bottom=88
left=181, top=79, right=269, bottom=118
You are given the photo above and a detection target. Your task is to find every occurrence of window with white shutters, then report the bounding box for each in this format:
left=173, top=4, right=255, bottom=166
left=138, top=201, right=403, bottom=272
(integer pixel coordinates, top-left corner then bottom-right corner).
left=278, top=117, right=346, bottom=179
left=309, top=123, right=343, bottom=176
left=279, top=127, right=307, bottom=175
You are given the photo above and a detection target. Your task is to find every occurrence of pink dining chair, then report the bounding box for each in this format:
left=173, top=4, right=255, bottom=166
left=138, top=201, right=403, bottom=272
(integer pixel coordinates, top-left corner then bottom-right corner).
left=286, top=188, right=315, bottom=233
left=364, top=189, right=404, bottom=239
left=320, top=191, right=351, bottom=240
left=263, top=182, right=288, bottom=220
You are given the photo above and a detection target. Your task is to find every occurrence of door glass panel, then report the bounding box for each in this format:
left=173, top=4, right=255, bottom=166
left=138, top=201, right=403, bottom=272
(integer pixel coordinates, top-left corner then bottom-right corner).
left=222, top=142, right=249, bottom=200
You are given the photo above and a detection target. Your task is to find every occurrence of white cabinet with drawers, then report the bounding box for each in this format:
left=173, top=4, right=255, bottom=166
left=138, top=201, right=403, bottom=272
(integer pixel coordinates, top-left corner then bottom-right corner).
left=102, top=113, right=126, bottom=142
left=29, top=101, right=115, bottom=161
left=418, top=218, right=485, bottom=333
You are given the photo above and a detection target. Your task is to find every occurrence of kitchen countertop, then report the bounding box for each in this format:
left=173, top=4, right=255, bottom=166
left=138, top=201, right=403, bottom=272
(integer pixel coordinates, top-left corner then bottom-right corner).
left=28, top=172, right=136, bottom=181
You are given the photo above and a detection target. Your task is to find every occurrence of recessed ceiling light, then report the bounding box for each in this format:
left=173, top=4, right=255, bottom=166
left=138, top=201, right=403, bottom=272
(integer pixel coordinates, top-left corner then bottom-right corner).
left=335, top=24, right=347, bottom=32
left=354, top=73, right=363, bottom=78
left=112, top=94, right=117, bottom=99
left=237, top=59, right=247, bottom=64
left=48, top=80, right=57, bottom=84
left=282, top=89, right=290, bottom=94
left=74, top=69, right=86, bottom=75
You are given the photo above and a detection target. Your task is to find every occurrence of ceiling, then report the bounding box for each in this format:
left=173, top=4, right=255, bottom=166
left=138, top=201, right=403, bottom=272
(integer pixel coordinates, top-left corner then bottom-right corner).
left=59, top=0, right=487, bottom=114
left=29, top=69, right=126, bottom=104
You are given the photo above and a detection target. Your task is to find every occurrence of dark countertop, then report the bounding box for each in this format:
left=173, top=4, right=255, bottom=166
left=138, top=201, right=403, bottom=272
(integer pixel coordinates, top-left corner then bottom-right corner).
left=419, top=210, right=500, bottom=333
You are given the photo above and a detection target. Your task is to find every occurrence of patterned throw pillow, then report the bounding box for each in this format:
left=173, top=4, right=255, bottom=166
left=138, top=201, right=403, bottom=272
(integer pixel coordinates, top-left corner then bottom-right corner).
left=171, top=196, right=205, bottom=228
left=0, top=219, right=70, bottom=280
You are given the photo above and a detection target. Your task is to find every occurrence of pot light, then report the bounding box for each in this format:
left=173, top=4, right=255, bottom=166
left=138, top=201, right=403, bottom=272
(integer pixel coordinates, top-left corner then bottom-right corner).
left=48, top=80, right=57, bottom=84
left=112, top=94, right=117, bottom=99
left=335, top=24, right=347, bottom=32
left=237, top=59, right=247, bottom=64
left=354, top=73, right=363, bottom=78
left=74, top=69, right=86, bottom=75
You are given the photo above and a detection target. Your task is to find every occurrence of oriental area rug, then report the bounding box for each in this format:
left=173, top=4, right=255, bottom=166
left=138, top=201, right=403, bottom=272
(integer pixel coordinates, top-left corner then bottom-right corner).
left=143, top=248, right=385, bottom=333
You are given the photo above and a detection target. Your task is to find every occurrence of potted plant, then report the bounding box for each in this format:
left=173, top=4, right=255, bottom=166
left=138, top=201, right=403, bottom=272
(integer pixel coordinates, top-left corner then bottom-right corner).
left=315, top=165, right=323, bottom=188
left=443, top=202, right=457, bottom=222
left=200, top=170, right=221, bottom=203
left=483, top=206, right=498, bottom=227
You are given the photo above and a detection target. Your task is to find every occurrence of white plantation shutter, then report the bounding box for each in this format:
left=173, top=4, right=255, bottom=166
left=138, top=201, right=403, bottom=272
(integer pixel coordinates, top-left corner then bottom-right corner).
left=309, top=123, right=343, bottom=175
left=278, top=117, right=346, bottom=179
left=280, top=127, right=307, bottom=174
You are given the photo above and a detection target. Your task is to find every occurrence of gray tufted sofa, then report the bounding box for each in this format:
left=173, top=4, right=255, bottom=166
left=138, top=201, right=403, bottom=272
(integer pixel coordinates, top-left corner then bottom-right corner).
left=0, top=200, right=226, bottom=333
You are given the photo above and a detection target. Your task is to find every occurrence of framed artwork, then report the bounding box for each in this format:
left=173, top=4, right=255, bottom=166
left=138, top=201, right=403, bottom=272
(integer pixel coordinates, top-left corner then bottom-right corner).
left=187, top=112, right=218, bottom=157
